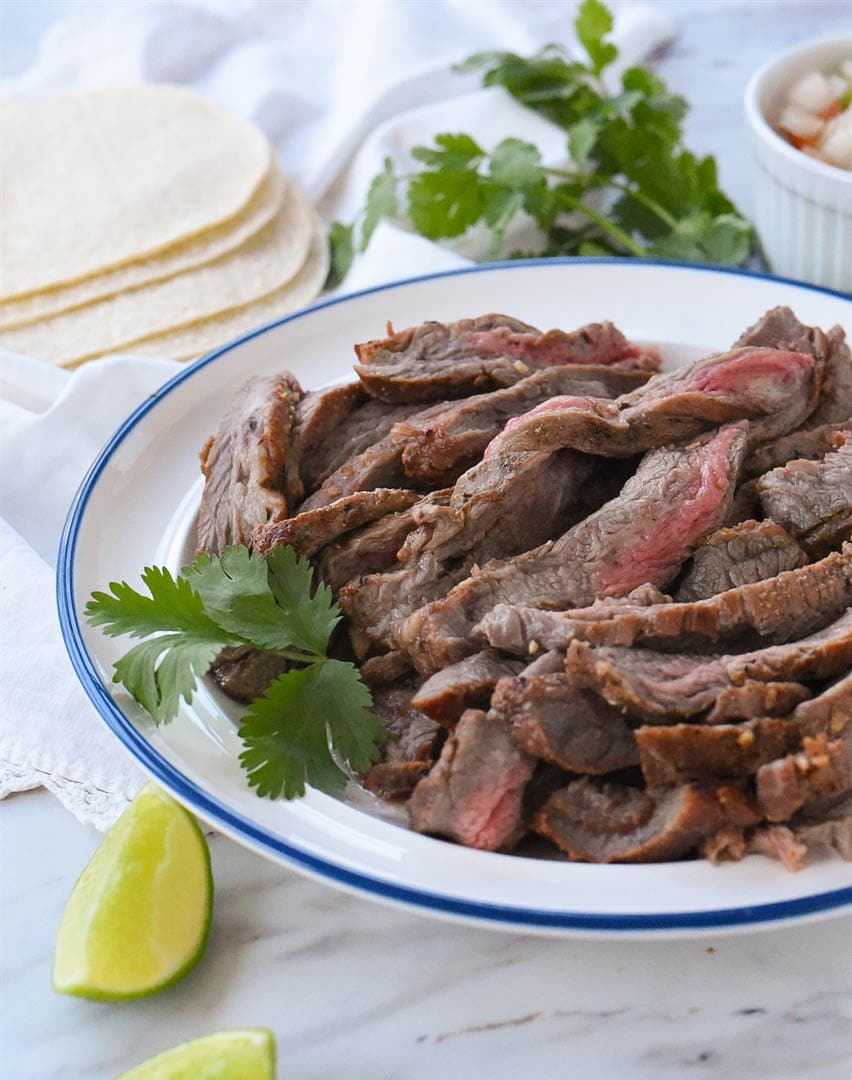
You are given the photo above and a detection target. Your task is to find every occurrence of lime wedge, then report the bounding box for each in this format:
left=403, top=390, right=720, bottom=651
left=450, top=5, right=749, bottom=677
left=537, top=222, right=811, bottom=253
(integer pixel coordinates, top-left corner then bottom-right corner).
left=115, top=1029, right=275, bottom=1080
left=53, top=782, right=212, bottom=1000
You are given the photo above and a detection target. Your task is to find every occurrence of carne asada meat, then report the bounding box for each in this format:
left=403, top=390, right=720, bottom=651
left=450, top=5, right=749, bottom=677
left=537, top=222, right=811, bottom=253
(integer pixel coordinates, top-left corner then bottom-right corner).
left=705, top=681, right=811, bottom=722
left=747, top=815, right=852, bottom=871
left=492, top=346, right=818, bottom=458
left=354, top=315, right=658, bottom=403
left=744, top=419, right=852, bottom=477
left=410, top=650, right=524, bottom=725
left=401, top=423, right=748, bottom=674
left=253, top=488, right=419, bottom=557
left=809, top=324, right=852, bottom=427
left=340, top=449, right=596, bottom=656
left=492, top=673, right=639, bottom=774
left=756, top=730, right=851, bottom=822
left=359, top=650, right=412, bottom=688
left=673, top=520, right=808, bottom=602
left=476, top=549, right=852, bottom=654
left=790, top=673, right=852, bottom=731
left=533, top=778, right=724, bottom=863
left=563, top=610, right=852, bottom=722
left=283, top=382, right=366, bottom=504
left=407, top=708, right=535, bottom=850
left=735, top=305, right=831, bottom=363
left=300, top=397, right=421, bottom=496
left=363, top=761, right=431, bottom=800
left=636, top=719, right=805, bottom=788
left=371, top=680, right=441, bottom=763
left=395, top=364, right=650, bottom=486
left=197, top=373, right=303, bottom=555
left=756, top=440, right=852, bottom=557
left=208, top=645, right=288, bottom=703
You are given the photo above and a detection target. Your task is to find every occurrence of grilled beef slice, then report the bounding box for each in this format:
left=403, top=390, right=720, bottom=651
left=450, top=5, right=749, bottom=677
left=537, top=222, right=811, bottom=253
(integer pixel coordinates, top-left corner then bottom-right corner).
left=363, top=761, right=431, bottom=800
left=407, top=708, right=535, bottom=850
left=476, top=549, right=852, bottom=654
left=354, top=315, right=658, bottom=403
left=756, top=729, right=851, bottom=822
left=395, top=364, right=650, bottom=486
left=756, top=439, right=852, bottom=557
left=748, top=815, right=852, bottom=871
left=283, top=382, right=366, bottom=503
left=533, top=778, right=724, bottom=863
left=197, top=373, right=303, bottom=555
left=301, top=397, right=422, bottom=492
left=745, top=419, right=852, bottom=477
left=400, top=423, right=749, bottom=674
left=340, top=449, right=596, bottom=656
left=790, top=672, right=852, bottom=730
left=371, top=681, right=441, bottom=763
left=808, top=324, right=852, bottom=427
left=410, top=650, right=524, bottom=725
left=636, top=719, right=805, bottom=788
left=735, top=306, right=831, bottom=364
left=492, top=673, right=639, bottom=774
left=208, top=646, right=288, bottom=703
left=492, top=346, right=819, bottom=458
left=673, top=520, right=808, bottom=602
left=563, top=610, right=852, bottom=722
left=253, top=488, right=420, bottom=557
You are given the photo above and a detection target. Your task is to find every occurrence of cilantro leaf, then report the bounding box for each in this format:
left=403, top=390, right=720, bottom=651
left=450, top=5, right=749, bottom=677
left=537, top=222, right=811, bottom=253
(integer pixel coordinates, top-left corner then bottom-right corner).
left=575, top=0, right=617, bottom=77
left=326, top=221, right=354, bottom=290
left=408, top=169, right=486, bottom=239
left=360, top=157, right=399, bottom=251
left=412, top=133, right=485, bottom=171
left=488, top=138, right=544, bottom=189
left=182, top=545, right=323, bottom=657
left=86, top=567, right=232, bottom=723
left=265, top=545, right=339, bottom=655
left=239, top=659, right=384, bottom=800
left=567, top=115, right=600, bottom=165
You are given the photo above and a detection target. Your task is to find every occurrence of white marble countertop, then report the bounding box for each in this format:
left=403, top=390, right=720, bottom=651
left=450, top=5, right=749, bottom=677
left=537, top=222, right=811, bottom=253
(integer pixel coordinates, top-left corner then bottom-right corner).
left=3, top=2, right=852, bottom=1078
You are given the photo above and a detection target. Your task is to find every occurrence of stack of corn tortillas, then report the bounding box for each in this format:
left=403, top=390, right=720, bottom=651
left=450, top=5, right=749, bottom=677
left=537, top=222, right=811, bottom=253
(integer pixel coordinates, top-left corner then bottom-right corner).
left=0, top=85, right=328, bottom=366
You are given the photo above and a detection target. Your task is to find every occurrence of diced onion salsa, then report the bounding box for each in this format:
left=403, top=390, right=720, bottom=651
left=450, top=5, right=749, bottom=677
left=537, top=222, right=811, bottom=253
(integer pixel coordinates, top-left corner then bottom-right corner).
left=776, top=60, right=852, bottom=170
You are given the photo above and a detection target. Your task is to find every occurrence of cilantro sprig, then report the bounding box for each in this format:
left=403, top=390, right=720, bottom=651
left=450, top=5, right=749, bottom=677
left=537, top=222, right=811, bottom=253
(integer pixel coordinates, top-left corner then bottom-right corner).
left=86, top=545, right=386, bottom=800
left=327, top=0, right=754, bottom=287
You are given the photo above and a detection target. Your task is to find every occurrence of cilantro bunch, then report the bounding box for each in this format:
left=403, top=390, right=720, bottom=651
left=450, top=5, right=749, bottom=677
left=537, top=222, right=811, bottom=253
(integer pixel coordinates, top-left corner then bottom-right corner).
left=86, top=546, right=385, bottom=800
left=328, top=0, right=754, bottom=287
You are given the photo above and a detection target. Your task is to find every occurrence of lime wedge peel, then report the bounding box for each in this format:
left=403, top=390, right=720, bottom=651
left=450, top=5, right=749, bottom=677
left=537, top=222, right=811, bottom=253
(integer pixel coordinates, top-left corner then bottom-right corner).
left=53, top=782, right=213, bottom=1000
left=115, top=1028, right=276, bottom=1080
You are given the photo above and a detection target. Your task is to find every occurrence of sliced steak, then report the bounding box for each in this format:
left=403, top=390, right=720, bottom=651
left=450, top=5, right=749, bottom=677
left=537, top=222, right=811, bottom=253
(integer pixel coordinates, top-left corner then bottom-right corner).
left=636, top=719, right=804, bottom=787
left=492, top=673, right=639, bottom=774
left=563, top=610, right=852, bottom=721
left=208, top=646, right=288, bottom=703
left=363, top=761, right=431, bottom=800
left=354, top=315, right=658, bottom=403
left=400, top=423, right=748, bottom=674
left=407, top=708, right=535, bottom=850
left=476, top=549, right=852, bottom=654
left=748, top=818, right=852, bottom=871
left=533, top=778, right=723, bottom=863
left=735, top=305, right=831, bottom=363
left=410, top=650, right=524, bottom=725
left=253, top=488, right=419, bottom=557
left=756, top=440, right=852, bottom=556
left=341, top=449, right=596, bottom=656
left=493, top=346, right=818, bottom=458
left=302, top=396, right=422, bottom=492
left=372, top=681, right=441, bottom=763
left=360, top=650, right=412, bottom=688
left=318, top=490, right=451, bottom=591
left=790, top=673, right=852, bottom=732
left=674, top=520, right=808, bottom=602
left=396, top=364, right=650, bottom=486
left=283, top=382, right=366, bottom=503
left=197, top=373, right=303, bottom=555
left=745, top=419, right=852, bottom=477
left=756, top=731, right=851, bottom=822
left=705, top=681, right=811, bottom=722
left=809, top=324, right=852, bottom=426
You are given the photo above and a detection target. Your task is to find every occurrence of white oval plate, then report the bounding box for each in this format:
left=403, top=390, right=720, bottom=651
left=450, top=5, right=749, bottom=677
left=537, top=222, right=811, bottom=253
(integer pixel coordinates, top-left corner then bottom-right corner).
left=58, top=259, right=852, bottom=938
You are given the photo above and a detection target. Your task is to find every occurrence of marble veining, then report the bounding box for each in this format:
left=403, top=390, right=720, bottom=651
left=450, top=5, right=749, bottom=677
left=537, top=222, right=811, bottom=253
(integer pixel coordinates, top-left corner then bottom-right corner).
left=3, top=2, right=852, bottom=1078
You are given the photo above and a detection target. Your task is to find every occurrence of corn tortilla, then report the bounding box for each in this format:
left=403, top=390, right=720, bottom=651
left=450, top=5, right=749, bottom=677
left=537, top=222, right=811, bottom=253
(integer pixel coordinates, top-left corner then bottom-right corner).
left=0, top=86, right=270, bottom=298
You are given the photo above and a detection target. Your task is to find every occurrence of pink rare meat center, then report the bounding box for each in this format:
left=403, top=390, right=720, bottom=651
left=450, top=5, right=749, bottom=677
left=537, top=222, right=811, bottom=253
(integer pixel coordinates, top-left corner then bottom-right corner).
left=594, top=426, right=742, bottom=595
left=462, top=329, right=640, bottom=366
left=464, top=784, right=523, bottom=850
left=683, top=350, right=812, bottom=395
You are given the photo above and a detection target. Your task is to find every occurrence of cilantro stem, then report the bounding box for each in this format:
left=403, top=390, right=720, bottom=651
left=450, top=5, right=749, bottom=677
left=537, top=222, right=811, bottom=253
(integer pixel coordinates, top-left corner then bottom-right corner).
left=274, top=648, right=325, bottom=666
left=608, top=180, right=679, bottom=230
left=557, top=194, right=647, bottom=257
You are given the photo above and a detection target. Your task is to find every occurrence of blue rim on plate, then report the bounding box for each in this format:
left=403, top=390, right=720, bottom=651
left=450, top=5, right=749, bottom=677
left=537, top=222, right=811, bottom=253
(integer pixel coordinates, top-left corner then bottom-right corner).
left=57, top=257, right=852, bottom=933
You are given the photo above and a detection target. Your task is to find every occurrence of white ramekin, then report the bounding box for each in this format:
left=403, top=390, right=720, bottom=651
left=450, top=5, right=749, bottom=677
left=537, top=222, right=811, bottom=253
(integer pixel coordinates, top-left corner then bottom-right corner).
left=744, top=36, right=852, bottom=294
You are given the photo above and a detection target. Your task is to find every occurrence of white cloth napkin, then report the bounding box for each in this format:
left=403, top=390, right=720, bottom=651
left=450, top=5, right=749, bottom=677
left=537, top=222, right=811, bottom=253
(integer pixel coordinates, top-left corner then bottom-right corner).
left=0, top=0, right=675, bottom=829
